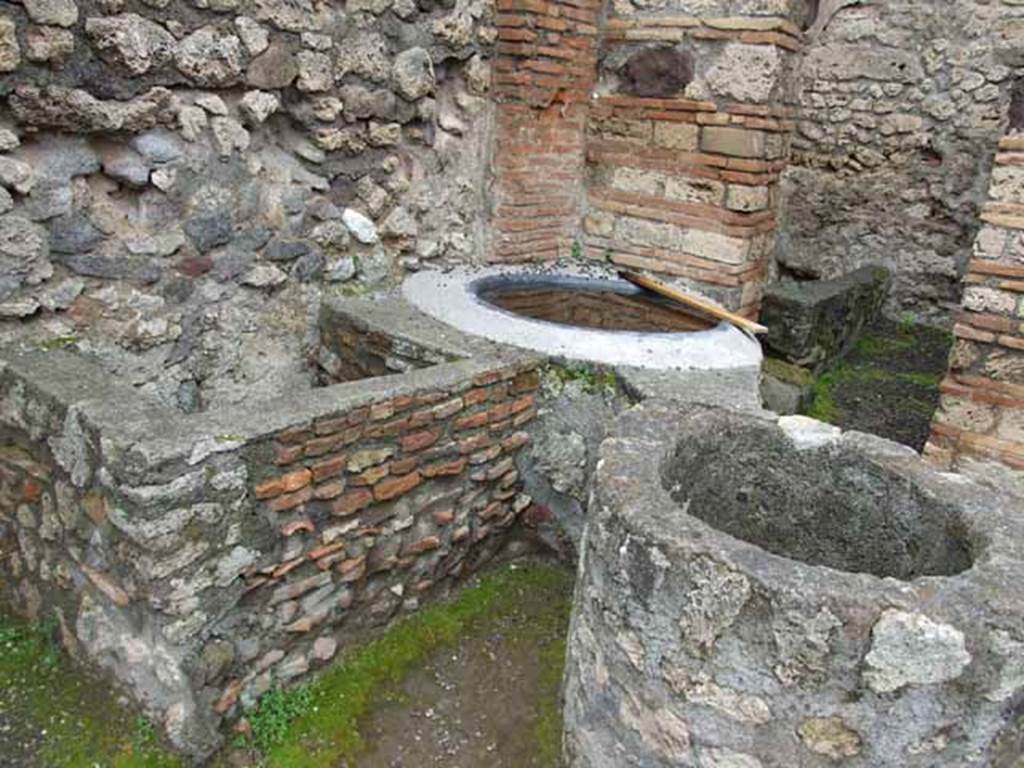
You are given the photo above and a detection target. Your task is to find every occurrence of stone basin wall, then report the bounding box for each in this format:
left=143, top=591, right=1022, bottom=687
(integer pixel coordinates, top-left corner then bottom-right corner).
left=564, top=404, right=1024, bottom=767
left=0, top=333, right=542, bottom=759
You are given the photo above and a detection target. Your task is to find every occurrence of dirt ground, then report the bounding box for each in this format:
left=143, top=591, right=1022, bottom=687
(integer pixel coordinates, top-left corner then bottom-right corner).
left=351, top=578, right=568, bottom=768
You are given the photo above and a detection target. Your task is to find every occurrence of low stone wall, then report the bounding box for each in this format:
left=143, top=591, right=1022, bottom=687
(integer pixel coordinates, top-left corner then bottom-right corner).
left=564, top=403, right=1024, bottom=767
left=0, top=331, right=541, bottom=759
left=928, top=133, right=1024, bottom=473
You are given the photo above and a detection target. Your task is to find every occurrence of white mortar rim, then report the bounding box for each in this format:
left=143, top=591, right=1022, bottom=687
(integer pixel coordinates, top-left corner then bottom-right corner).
left=402, top=265, right=763, bottom=371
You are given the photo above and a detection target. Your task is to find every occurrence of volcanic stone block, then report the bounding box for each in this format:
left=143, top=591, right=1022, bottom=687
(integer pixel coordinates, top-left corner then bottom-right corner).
left=619, top=46, right=694, bottom=98
left=761, top=265, right=891, bottom=370
left=701, top=126, right=766, bottom=159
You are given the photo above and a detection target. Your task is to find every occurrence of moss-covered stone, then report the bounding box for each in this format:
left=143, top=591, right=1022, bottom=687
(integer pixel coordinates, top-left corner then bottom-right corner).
left=762, top=266, right=892, bottom=371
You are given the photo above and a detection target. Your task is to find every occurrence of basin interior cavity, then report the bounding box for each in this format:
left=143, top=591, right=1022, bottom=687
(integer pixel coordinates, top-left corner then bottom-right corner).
left=664, top=425, right=973, bottom=580
left=474, top=274, right=714, bottom=333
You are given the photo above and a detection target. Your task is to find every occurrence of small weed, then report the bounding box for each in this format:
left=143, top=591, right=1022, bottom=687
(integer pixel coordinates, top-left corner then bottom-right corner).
left=249, top=685, right=315, bottom=752
left=132, top=716, right=157, bottom=750
left=38, top=335, right=79, bottom=352
left=570, top=240, right=583, bottom=260
left=542, top=363, right=619, bottom=397
left=603, top=248, right=614, bottom=264
left=897, top=311, right=917, bottom=334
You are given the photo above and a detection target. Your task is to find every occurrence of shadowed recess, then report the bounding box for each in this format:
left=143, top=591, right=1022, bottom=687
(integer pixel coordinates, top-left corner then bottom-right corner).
left=663, top=423, right=974, bottom=580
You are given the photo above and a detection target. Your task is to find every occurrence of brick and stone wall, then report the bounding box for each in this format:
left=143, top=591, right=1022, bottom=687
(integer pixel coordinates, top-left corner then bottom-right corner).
left=782, top=1, right=1024, bottom=323
left=487, top=0, right=806, bottom=314
left=0, top=334, right=542, bottom=759
left=582, top=4, right=803, bottom=314
left=927, top=133, right=1024, bottom=473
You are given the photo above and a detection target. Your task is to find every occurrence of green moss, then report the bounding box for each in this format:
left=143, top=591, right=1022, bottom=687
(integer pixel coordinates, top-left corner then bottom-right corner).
left=255, top=564, right=572, bottom=767
left=896, top=371, right=943, bottom=389
left=0, top=610, right=182, bottom=768
left=805, top=369, right=841, bottom=423
left=533, top=633, right=568, bottom=765
left=853, top=333, right=913, bottom=357
left=762, top=357, right=814, bottom=387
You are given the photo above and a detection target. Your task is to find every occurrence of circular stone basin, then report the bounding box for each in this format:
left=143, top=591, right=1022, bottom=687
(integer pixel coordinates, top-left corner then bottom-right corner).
left=402, top=266, right=761, bottom=371
left=664, top=421, right=972, bottom=580
left=562, top=405, right=1024, bottom=768
left=475, top=274, right=715, bottom=333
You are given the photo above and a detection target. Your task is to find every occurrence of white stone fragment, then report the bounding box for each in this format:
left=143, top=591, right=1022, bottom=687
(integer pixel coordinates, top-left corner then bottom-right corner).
left=342, top=208, right=379, bottom=244
left=778, top=415, right=842, bottom=451
left=863, top=610, right=971, bottom=693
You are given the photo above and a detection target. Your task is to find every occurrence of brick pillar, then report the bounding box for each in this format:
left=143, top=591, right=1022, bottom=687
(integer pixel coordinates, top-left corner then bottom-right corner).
left=582, top=14, right=803, bottom=316
left=488, top=0, right=600, bottom=262
left=926, top=133, right=1024, bottom=473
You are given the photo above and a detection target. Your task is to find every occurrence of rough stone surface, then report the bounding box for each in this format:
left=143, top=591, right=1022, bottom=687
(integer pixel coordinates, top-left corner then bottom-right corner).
left=174, top=27, right=243, bottom=87
left=619, top=46, right=693, bottom=98
left=863, top=610, right=972, bottom=694
left=563, top=403, right=1024, bottom=767
left=85, top=14, right=175, bottom=76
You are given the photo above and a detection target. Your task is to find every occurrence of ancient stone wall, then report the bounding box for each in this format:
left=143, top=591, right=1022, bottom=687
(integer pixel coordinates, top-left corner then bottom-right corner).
left=0, top=340, right=541, bottom=758
left=782, top=1, right=1024, bottom=322
left=927, top=133, right=1024, bottom=473
left=0, top=0, right=497, bottom=409
left=485, top=0, right=811, bottom=313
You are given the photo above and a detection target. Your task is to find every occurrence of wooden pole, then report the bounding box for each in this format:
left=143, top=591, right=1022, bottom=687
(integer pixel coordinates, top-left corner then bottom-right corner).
left=618, top=270, right=769, bottom=335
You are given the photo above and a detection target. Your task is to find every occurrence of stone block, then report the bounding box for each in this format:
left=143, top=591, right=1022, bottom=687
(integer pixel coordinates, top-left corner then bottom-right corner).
left=761, top=266, right=892, bottom=370
left=760, top=357, right=814, bottom=415
left=652, top=121, right=699, bottom=151
left=700, top=126, right=766, bottom=159
left=681, top=228, right=751, bottom=265
left=619, top=46, right=694, bottom=98
left=664, top=176, right=725, bottom=206
left=725, top=184, right=770, bottom=212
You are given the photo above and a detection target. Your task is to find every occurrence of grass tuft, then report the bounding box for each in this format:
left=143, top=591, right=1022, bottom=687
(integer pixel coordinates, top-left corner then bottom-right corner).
left=805, top=368, right=841, bottom=423
left=542, top=363, right=619, bottom=398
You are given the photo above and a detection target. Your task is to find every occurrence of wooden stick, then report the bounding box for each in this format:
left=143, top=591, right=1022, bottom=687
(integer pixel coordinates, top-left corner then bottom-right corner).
left=618, top=270, right=769, bottom=335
